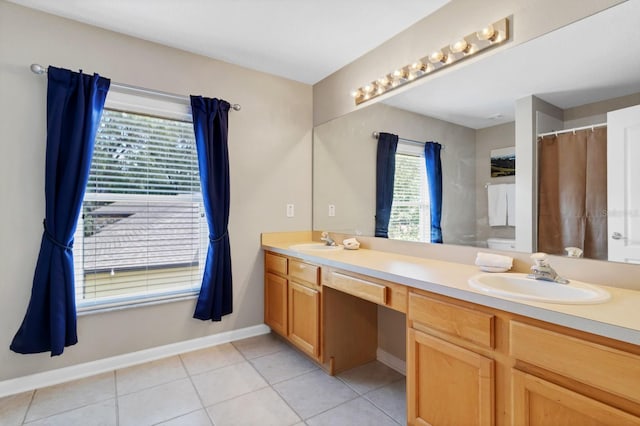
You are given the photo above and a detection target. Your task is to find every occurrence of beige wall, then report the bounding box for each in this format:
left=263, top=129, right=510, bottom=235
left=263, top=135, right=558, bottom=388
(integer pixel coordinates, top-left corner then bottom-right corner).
left=0, top=1, right=312, bottom=381
left=313, top=0, right=624, bottom=126
left=313, top=102, right=476, bottom=245
left=475, top=122, right=516, bottom=245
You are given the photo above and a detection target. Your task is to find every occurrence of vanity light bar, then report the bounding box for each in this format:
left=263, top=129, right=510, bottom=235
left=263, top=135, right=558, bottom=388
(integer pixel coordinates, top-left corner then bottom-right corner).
left=351, top=17, right=510, bottom=105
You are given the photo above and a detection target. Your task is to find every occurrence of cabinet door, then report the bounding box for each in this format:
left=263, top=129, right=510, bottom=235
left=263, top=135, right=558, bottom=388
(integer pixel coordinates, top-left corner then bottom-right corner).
left=407, top=328, right=494, bottom=426
left=288, top=281, right=320, bottom=358
left=512, top=370, right=640, bottom=426
left=265, top=272, right=287, bottom=336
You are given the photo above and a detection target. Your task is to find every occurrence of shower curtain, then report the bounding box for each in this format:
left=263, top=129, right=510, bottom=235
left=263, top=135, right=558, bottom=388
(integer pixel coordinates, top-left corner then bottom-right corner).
left=537, top=127, right=607, bottom=259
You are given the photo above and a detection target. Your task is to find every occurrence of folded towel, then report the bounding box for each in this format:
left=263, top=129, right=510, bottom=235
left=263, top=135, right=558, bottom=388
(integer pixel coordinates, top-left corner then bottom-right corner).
left=475, top=252, right=513, bottom=269
left=506, top=183, right=516, bottom=227
left=487, top=184, right=508, bottom=226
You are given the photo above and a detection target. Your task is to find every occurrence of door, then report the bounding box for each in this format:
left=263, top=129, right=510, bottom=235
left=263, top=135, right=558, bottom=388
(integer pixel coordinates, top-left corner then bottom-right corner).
left=608, top=104, right=640, bottom=263
left=265, top=272, right=287, bottom=336
left=512, top=370, right=640, bottom=425
left=288, top=281, right=320, bottom=358
left=407, top=328, right=494, bottom=426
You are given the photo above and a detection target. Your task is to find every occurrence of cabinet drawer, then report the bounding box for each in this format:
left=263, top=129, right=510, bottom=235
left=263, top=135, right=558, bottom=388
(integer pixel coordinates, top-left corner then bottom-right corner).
left=409, top=292, right=494, bottom=349
left=328, top=272, right=388, bottom=305
left=265, top=252, right=287, bottom=275
left=289, top=259, right=320, bottom=286
left=510, top=321, right=640, bottom=404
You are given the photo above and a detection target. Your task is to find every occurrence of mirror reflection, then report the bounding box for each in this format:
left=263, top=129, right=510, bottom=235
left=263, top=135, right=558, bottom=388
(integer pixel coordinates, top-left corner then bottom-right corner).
left=313, top=1, right=640, bottom=263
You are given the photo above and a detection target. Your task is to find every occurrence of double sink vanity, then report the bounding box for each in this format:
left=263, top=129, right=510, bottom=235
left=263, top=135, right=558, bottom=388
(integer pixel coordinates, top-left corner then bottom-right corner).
left=262, top=232, right=640, bottom=425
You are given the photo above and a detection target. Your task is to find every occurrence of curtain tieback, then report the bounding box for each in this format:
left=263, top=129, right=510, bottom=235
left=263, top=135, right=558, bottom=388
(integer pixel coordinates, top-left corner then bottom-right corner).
left=209, top=230, right=228, bottom=244
left=43, top=220, right=74, bottom=250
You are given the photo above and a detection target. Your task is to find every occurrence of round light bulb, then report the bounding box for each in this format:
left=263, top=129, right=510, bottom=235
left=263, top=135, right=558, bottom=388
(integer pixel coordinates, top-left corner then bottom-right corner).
left=477, top=24, right=496, bottom=41
left=350, top=89, right=361, bottom=98
left=428, top=50, right=445, bottom=63
left=377, top=76, right=390, bottom=86
left=450, top=39, right=469, bottom=54
left=364, top=84, right=373, bottom=93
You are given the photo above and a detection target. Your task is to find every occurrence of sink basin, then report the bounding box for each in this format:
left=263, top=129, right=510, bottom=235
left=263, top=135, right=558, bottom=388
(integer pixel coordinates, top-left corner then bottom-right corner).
left=289, top=243, right=343, bottom=252
left=468, top=273, right=610, bottom=304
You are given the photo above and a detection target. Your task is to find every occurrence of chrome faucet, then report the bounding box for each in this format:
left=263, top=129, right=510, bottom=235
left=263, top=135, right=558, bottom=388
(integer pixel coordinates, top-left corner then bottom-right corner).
left=527, top=253, right=569, bottom=284
left=320, top=231, right=336, bottom=246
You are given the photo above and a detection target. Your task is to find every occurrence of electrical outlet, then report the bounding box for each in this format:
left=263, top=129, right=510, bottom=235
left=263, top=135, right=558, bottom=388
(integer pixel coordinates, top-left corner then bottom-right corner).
left=286, top=204, right=295, bottom=217
left=328, top=204, right=336, bottom=217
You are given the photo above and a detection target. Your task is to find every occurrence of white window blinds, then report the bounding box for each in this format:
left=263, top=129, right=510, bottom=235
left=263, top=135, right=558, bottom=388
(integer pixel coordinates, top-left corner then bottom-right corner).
left=388, top=143, right=430, bottom=242
left=74, top=105, right=206, bottom=311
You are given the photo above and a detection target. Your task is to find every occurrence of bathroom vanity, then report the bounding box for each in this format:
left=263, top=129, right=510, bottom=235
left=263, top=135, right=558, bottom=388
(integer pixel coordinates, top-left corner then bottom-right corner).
left=262, top=233, right=640, bottom=426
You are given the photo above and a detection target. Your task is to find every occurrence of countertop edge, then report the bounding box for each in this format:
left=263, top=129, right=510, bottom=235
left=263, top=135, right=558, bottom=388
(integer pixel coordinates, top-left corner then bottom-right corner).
left=263, top=244, right=640, bottom=346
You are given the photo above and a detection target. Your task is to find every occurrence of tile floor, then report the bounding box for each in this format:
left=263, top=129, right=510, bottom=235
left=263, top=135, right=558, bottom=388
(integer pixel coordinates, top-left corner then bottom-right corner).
left=0, top=333, right=406, bottom=425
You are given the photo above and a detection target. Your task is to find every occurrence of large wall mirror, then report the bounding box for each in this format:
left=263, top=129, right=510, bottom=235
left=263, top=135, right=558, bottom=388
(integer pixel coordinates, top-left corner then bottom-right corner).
left=313, top=1, right=640, bottom=264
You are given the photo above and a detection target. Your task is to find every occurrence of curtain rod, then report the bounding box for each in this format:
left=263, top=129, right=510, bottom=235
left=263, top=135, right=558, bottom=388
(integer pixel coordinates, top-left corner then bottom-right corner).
left=371, top=132, right=445, bottom=150
left=29, top=64, right=241, bottom=111
left=537, top=122, right=606, bottom=138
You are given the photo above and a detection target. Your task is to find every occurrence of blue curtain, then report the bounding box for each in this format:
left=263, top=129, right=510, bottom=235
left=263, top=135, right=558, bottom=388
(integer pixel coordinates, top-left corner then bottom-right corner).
left=424, top=142, right=443, bottom=243
left=11, top=67, right=110, bottom=356
left=375, top=132, right=399, bottom=238
left=190, top=96, right=233, bottom=321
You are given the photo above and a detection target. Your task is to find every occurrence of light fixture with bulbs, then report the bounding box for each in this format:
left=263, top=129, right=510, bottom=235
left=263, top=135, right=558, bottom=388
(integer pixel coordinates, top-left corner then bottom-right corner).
left=351, top=17, right=509, bottom=105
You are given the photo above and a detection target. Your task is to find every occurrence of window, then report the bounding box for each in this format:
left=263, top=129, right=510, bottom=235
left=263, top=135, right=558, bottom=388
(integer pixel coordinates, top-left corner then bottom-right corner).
left=388, top=142, right=430, bottom=242
left=73, top=90, right=207, bottom=311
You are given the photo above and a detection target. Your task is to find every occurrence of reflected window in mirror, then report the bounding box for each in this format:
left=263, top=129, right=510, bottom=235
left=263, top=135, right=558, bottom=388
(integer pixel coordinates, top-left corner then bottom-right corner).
left=388, top=142, right=430, bottom=242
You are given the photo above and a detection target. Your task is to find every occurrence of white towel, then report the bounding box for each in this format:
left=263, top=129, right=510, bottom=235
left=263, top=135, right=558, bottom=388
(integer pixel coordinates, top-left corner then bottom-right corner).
left=506, top=183, right=516, bottom=227
left=475, top=252, right=513, bottom=269
left=487, top=184, right=507, bottom=226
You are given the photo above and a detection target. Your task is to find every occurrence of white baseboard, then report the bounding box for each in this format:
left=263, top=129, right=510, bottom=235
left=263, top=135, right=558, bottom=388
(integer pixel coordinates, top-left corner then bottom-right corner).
left=0, top=324, right=270, bottom=398
left=376, top=348, right=406, bottom=376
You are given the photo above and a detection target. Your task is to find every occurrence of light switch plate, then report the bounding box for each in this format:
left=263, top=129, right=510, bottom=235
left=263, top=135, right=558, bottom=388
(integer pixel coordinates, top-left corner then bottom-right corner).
left=286, top=204, right=294, bottom=217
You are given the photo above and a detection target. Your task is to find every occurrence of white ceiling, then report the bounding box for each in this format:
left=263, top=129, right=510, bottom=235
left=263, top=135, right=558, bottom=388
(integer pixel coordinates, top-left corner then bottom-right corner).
left=383, top=1, right=640, bottom=129
left=8, top=0, right=449, bottom=84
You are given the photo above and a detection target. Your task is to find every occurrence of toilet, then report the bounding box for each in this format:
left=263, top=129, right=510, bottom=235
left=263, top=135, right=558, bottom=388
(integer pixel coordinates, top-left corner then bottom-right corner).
left=487, top=237, right=516, bottom=251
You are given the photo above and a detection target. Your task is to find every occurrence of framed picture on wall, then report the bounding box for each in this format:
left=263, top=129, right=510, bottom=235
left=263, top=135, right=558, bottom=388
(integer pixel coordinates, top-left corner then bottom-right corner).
left=490, top=147, right=516, bottom=177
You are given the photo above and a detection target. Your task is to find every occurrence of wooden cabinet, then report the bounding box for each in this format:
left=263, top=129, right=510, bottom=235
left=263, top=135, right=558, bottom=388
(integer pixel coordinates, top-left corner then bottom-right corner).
left=408, top=291, right=495, bottom=426
left=264, top=251, right=322, bottom=361
left=512, top=370, right=640, bottom=426
left=510, top=320, right=640, bottom=425
left=264, top=272, right=287, bottom=336
left=288, top=281, right=320, bottom=357
left=408, top=327, right=494, bottom=426
left=264, top=247, right=640, bottom=424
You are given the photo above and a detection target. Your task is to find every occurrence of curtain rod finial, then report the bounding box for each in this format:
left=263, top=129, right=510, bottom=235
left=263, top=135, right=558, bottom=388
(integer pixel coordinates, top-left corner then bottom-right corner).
left=30, top=64, right=47, bottom=75
left=231, top=104, right=241, bottom=111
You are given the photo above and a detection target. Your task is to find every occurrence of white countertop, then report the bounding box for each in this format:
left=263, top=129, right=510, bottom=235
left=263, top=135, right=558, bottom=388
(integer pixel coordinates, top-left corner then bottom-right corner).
left=262, top=238, right=640, bottom=346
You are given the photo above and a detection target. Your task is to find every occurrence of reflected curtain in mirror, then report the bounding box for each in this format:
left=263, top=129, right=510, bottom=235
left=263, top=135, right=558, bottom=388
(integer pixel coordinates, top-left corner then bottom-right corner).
left=537, top=127, right=607, bottom=259
left=375, top=132, right=399, bottom=237
left=424, top=142, right=443, bottom=243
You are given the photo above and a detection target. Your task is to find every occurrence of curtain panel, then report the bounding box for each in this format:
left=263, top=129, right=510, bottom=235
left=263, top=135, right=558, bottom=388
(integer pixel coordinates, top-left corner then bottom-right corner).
left=374, top=132, right=399, bottom=238
left=424, top=142, right=443, bottom=244
left=190, top=96, right=233, bottom=321
left=11, top=67, right=110, bottom=356
left=537, top=127, right=607, bottom=259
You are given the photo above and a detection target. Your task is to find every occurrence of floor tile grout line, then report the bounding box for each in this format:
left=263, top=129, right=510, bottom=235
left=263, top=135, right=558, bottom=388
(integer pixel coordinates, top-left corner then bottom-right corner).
left=149, top=407, right=208, bottom=426
left=21, top=396, right=118, bottom=425
left=178, top=354, right=210, bottom=423
left=19, top=390, right=36, bottom=426
left=362, top=392, right=403, bottom=425
left=20, top=372, right=118, bottom=425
